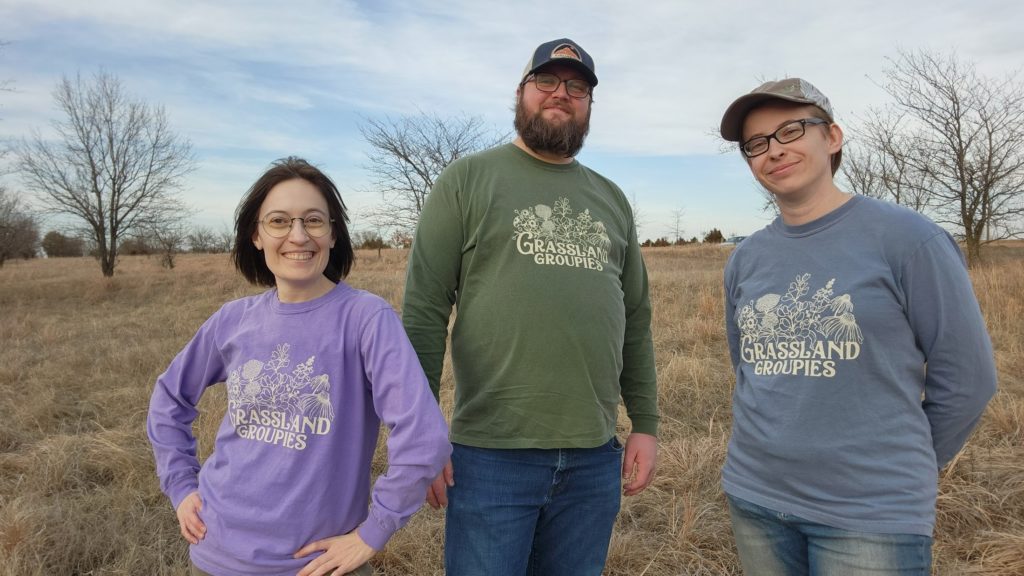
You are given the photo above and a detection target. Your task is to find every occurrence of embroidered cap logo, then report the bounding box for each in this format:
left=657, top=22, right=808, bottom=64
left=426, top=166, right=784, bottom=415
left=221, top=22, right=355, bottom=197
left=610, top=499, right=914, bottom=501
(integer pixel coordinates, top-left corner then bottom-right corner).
left=550, top=43, right=582, bottom=63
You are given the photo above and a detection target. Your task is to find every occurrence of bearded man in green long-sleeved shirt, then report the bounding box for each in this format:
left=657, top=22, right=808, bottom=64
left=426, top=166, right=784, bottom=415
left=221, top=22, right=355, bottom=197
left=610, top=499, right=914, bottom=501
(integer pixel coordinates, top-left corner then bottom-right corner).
left=401, top=38, right=659, bottom=576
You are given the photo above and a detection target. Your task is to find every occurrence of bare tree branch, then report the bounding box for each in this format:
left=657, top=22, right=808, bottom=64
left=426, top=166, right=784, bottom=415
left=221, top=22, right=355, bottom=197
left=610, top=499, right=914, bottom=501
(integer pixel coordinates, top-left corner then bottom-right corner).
left=0, top=40, right=13, bottom=96
left=842, top=108, right=933, bottom=213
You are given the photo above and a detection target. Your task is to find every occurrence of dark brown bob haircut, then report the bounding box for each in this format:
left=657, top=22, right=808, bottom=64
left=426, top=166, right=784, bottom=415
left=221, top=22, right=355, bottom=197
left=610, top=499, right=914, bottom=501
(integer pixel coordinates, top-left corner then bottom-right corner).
left=232, top=157, right=354, bottom=286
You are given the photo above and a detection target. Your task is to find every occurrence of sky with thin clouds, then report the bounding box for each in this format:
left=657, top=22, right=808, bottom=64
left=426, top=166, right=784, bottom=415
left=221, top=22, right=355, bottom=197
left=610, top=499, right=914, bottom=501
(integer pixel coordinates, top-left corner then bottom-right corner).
left=1, top=0, right=1022, bottom=241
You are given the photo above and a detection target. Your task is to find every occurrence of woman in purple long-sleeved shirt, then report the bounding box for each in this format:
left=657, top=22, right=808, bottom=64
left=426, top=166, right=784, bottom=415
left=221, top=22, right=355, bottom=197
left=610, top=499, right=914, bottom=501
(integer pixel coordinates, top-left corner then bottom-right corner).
left=147, top=157, right=450, bottom=576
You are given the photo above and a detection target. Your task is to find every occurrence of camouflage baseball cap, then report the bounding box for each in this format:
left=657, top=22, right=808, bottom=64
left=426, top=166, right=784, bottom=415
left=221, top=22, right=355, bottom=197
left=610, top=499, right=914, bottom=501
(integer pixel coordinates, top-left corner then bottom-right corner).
left=720, top=78, right=841, bottom=173
left=521, top=38, right=597, bottom=87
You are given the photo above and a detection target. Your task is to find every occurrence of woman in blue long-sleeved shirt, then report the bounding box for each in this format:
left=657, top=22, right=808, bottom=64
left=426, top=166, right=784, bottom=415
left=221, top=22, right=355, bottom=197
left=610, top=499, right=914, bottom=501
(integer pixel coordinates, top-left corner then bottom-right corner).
left=716, top=78, right=996, bottom=575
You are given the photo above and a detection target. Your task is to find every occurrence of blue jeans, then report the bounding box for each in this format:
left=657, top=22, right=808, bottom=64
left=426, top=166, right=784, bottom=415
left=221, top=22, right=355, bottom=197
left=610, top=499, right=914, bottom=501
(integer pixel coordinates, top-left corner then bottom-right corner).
left=445, top=438, right=624, bottom=576
left=727, top=494, right=932, bottom=576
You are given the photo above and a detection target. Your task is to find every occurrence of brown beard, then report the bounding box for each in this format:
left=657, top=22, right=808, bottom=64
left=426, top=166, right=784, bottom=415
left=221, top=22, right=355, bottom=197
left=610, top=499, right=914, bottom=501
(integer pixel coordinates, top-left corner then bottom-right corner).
left=514, top=96, right=591, bottom=158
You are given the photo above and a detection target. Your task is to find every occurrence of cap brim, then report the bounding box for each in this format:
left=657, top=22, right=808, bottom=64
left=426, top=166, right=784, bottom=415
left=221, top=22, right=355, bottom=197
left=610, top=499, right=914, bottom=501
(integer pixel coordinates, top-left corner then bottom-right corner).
left=527, top=60, right=598, bottom=87
left=719, top=93, right=821, bottom=142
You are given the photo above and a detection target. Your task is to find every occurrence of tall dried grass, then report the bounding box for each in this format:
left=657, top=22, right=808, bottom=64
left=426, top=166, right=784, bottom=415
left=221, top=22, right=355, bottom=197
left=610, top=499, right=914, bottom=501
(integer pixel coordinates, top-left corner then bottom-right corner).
left=1, top=244, right=1021, bottom=575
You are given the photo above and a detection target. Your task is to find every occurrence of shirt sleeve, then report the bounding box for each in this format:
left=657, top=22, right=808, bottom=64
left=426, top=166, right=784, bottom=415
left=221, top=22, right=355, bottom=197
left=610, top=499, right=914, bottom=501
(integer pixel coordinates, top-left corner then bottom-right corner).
left=901, top=231, right=997, bottom=468
left=724, top=250, right=743, bottom=370
left=401, top=167, right=465, bottom=399
left=356, top=307, right=452, bottom=550
left=617, top=213, right=659, bottom=437
left=146, top=312, right=228, bottom=509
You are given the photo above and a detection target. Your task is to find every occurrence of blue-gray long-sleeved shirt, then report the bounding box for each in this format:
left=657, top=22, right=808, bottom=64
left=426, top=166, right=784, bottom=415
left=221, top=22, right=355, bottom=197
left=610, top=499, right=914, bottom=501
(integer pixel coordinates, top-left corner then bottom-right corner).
left=723, top=195, right=996, bottom=536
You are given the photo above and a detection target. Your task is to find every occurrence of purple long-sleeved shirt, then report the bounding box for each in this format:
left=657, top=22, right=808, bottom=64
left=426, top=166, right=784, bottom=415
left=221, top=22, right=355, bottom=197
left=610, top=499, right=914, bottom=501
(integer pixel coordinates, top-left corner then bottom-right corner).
left=147, top=282, right=450, bottom=576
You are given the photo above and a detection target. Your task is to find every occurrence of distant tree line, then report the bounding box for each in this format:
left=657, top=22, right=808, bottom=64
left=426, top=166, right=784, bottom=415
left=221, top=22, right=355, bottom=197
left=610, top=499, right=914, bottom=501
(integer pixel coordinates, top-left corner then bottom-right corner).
left=33, top=226, right=234, bottom=260
left=641, top=236, right=700, bottom=247
left=640, top=228, right=722, bottom=247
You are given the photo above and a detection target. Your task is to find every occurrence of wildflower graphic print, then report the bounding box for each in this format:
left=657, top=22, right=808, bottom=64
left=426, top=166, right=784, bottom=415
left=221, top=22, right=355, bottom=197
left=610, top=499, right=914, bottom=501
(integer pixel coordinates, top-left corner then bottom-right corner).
left=226, top=343, right=334, bottom=450
left=736, top=274, right=862, bottom=377
left=513, top=198, right=610, bottom=271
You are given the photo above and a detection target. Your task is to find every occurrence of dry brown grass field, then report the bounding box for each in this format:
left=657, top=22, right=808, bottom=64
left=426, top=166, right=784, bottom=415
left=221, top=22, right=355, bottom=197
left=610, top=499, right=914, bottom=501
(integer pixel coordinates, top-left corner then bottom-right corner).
left=1, top=244, right=1021, bottom=575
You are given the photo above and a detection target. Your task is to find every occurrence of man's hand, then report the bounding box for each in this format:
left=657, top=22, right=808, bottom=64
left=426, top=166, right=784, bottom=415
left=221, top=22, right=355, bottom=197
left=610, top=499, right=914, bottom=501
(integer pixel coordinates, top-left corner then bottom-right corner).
left=175, top=491, right=206, bottom=545
left=295, top=531, right=376, bottom=576
left=622, top=432, right=657, bottom=496
left=426, top=459, right=454, bottom=508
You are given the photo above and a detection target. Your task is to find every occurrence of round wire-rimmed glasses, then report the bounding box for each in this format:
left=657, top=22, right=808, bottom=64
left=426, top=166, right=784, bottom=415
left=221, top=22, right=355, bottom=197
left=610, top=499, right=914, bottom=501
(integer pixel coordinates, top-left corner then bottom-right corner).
left=258, top=212, right=333, bottom=238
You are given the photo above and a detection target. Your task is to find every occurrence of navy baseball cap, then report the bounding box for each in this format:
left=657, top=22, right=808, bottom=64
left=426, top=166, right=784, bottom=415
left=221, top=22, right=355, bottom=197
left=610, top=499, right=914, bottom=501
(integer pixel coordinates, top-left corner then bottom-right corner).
left=521, top=38, right=597, bottom=87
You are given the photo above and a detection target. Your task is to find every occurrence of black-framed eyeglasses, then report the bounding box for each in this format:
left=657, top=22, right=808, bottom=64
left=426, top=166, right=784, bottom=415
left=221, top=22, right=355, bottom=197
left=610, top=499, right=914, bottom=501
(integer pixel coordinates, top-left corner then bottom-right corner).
left=740, top=118, right=830, bottom=158
left=258, top=212, right=334, bottom=238
left=522, top=72, right=592, bottom=99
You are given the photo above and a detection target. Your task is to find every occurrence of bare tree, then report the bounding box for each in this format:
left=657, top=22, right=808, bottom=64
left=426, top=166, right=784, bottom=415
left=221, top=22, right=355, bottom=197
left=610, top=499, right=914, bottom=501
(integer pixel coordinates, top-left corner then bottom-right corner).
left=41, top=230, right=85, bottom=257
left=216, top=225, right=235, bottom=253
left=352, top=229, right=388, bottom=258
left=15, top=71, right=195, bottom=276
left=0, top=187, right=39, bottom=266
left=144, top=218, right=189, bottom=269
left=187, top=225, right=222, bottom=253
left=629, top=192, right=645, bottom=240
left=851, top=50, right=1024, bottom=264
left=668, top=207, right=686, bottom=244
left=360, top=112, right=507, bottom=236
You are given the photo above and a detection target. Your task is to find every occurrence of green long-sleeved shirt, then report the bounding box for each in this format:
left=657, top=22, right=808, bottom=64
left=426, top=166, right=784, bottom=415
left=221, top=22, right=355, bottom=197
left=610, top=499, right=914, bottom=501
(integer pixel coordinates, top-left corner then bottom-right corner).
left=402, top=144, right=658, bottom=449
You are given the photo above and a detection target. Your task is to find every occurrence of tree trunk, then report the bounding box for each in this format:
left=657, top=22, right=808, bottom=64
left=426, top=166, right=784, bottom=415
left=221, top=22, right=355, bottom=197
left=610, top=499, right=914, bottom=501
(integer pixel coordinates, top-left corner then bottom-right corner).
left=964, top=236, right=982, bottom=268
left=101, top=252, right=115, bottom=277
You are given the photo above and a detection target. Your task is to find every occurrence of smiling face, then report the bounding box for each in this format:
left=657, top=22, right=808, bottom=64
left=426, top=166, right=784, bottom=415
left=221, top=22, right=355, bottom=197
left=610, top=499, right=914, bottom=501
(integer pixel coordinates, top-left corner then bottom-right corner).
left=252, top=178, right=336, bottom=302
left=514, top=62, right=592, bottom=159
left=741, top=102, right=842, bottom=203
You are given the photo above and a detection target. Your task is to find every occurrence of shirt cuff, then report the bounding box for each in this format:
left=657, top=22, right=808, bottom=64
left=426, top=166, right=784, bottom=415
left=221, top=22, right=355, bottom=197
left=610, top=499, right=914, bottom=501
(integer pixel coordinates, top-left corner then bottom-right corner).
left=167, top=475, right=200, bottom=510
left=629, top=415, right=659, bottom=437
left=356, top=510, right=395, bottom=552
